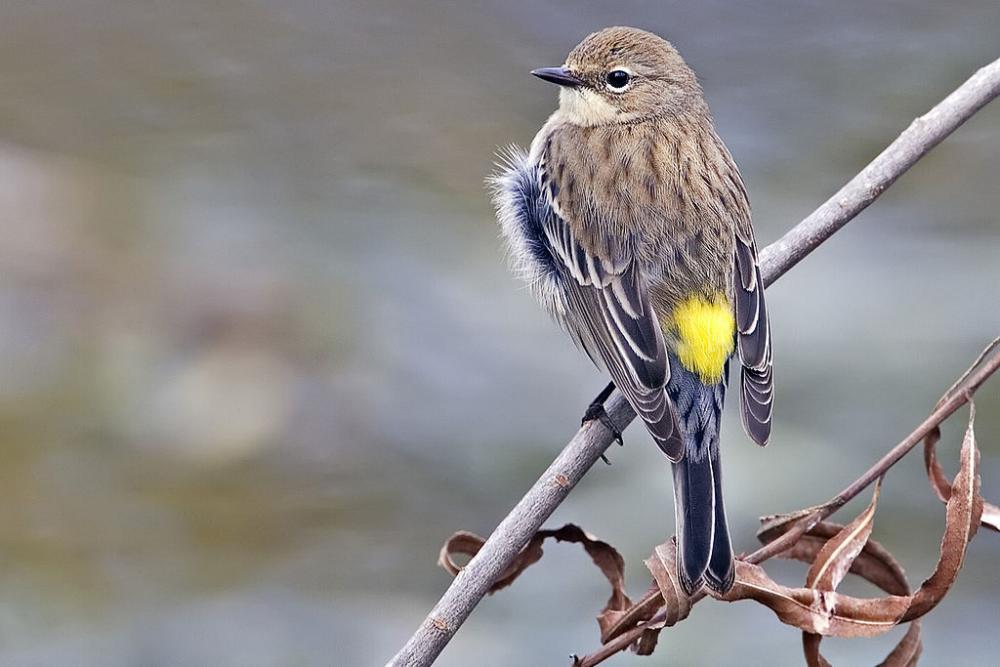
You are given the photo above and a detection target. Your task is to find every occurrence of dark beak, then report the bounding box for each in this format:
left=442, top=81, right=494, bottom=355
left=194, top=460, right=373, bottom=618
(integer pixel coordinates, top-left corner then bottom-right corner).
left=530, top=66, right=583, bottom=88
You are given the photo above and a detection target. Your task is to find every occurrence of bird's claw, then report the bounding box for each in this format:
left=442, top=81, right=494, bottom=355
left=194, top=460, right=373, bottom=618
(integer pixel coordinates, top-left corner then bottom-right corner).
left=582, top=401, right=624, bottom=447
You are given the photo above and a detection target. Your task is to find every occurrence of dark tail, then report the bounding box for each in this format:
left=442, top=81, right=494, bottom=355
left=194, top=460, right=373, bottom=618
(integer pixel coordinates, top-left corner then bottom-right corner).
left=668, top=359, right=734, bottom=595
left=672, top=446, right=734, bottom=594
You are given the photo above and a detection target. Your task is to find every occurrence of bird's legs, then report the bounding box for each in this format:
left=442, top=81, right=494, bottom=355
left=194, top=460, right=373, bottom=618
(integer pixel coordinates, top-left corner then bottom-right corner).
left=581, top=382, right=624, bottom=464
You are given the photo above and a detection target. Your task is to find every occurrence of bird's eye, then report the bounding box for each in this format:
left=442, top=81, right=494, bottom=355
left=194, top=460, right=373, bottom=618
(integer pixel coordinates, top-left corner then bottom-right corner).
left=605, top=70, right=631, bottom=90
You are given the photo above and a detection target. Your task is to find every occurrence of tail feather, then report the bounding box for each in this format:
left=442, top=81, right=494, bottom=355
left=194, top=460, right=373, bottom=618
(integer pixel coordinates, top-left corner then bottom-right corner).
left=705, top=450, right=735, bottom=593
left=668, top=358, right=734, bottom=596
left=672, top=448, right=734, bottom=595
left=672, top=453, right=714, bottom=593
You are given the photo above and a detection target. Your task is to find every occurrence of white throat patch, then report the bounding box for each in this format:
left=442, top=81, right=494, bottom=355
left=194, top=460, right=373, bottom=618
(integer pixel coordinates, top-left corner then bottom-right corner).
left=556, top=87, right=622, bottom=127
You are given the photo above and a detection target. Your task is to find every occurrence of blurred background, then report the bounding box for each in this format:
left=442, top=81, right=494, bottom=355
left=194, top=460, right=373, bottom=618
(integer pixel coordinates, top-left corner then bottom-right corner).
left=0, top=1, right=998, bottom=665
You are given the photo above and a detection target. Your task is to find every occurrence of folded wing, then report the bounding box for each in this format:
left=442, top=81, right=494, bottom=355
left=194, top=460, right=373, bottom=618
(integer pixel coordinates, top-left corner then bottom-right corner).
left=539, top=167, right=684, bottom=460
left=734, top=223, right=773, bottom=446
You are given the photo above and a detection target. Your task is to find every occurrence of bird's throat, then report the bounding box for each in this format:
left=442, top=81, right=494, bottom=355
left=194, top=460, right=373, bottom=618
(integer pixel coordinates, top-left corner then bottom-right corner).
left=557, top=88, right=628, bottom=127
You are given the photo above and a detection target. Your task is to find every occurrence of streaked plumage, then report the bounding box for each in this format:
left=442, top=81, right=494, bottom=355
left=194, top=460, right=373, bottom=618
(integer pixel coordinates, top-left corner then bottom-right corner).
left=491, top=26, right=772, bottom=594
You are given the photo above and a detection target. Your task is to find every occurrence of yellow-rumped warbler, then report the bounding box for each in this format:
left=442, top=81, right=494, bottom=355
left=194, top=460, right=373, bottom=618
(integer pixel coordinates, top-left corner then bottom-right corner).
left=492, top=26, right=772, bottom=594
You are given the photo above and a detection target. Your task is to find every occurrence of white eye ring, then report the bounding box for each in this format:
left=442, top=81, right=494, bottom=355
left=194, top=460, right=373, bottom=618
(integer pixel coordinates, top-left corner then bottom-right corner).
left=605, top=68, right=633, bottom=91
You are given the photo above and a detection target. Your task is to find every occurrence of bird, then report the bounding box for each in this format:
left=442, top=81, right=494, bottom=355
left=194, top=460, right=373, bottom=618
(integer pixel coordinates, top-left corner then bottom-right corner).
left=490, top=26, right=772, bottom=594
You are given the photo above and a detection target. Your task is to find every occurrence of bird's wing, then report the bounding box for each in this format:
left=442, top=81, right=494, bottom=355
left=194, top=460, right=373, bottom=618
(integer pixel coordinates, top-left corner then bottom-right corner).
left=734, top=214, right=773, bottom=447
left=538, top=168, right=684, bottom=460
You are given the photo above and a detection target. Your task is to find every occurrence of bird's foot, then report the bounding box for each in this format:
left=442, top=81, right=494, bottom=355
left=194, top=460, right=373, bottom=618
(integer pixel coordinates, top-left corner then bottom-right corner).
left=581, top=382, right=624, bottom=449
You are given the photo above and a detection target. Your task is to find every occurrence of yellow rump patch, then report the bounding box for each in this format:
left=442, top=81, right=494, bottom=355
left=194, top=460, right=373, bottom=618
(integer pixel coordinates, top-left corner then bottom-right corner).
left=668, top=294, right=735, bottom=385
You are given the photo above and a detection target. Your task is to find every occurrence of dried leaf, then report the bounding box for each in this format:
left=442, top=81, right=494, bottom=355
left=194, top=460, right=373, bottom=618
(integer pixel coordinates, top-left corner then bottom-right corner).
left=727, top=404, right=983, bottom=655
left=923, top=420, right=999, bottom=532
left=632, top=625, right=663, bottom=655
left=757, top=505, right=827, bottom=545
left=631, top=621, right=663, bottom=656
left=764, top=511, right=913, bottom=600
left=878, top=622, right=923, bottom=666
left=597, top=585, right=663, bottom=648
left=806, top=479, right=882, bottom=592
left=902, top=408, right=984, bottom=621
left=643, top=538, right=693, bottom=627
left=798, top=483, right=923, bottom=664
left=801, top=632, right=831, bottom=667
left=592, top=539, right=697, bottom=658
left=440, top=524, right=648, bottom=648
left=438, top=530, right=544, bottom=591
left=922, top=426, right=950, bottom=504
left=783, top=526, right=924, bottom=665
left=801, top=482, right=882, bottom=663
left=716, top=559, right=912, bottom=637
left=779, top=529, right=906, bottom=597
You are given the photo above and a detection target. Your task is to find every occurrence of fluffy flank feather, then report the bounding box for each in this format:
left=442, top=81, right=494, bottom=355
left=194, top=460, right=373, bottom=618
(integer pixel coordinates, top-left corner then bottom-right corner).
left=489, top=146, right=568, bottom=321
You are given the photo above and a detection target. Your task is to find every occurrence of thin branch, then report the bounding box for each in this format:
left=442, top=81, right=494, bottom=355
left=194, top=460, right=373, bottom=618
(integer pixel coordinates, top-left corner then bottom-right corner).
left=750, top=341, right=1000, bottom=565
left=575, top=340, right=1000, bottom=667
left=756, top=58, right=1000, bottom=284
left=386, top=56, right=1000, bottom=667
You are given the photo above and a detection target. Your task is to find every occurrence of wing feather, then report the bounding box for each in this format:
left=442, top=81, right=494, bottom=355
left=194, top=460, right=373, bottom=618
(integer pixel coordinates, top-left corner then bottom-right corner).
left=734, top=219, right=773, bottom=447
left=539, top=180, right=683, bottom=460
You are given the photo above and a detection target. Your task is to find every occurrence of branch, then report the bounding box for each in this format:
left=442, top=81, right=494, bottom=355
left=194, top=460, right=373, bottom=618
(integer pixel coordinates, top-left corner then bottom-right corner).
left=750, top=338, right=1000, bottom=564
left=757, top=57, right=1000, bottom=283
left=386, top=56, right=1000, bottom=667
left=574, top=339, right=1000, bottom=666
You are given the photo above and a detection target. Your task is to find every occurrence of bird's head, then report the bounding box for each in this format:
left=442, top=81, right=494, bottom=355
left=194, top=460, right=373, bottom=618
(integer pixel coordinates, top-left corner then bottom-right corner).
left=532, top=26, right=703, bottom=126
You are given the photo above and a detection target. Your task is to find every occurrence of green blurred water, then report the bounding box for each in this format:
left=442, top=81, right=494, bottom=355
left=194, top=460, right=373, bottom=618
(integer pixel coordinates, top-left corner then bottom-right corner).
left=0, top=1, right=998, bottom=665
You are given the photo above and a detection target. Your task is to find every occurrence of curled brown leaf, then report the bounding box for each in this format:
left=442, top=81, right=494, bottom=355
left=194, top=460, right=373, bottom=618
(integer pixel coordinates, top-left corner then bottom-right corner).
left=715, top=559, right=912, bottom=638
left=597, top=585, right=663, bottom=650
left=787, top=525, right=923, bottom=667
left=740, top=404, right=984, bottom=658
left=778, top=529, right=905, bottom=597
left=438, top=530, right=543, bottom=591
left=801, top=632, right=831, bottom=667
left=439, top=524, right=647, bottom=648
left=643, top=539, right=693, bottom=628
left=590, top=539, right=698, bottom=658
left=877, top=622, right=923, bottom=667
left=902, top=407, right=984, bottom=621
left=923, top=420, right=999, bottom=532
left=806, top=479, right=882, bottom=592
left=581, top=538, right=696, bottom=660
left=757, top=505, right=828, bottom=546
left=802, top=481, right=883, bottom=664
